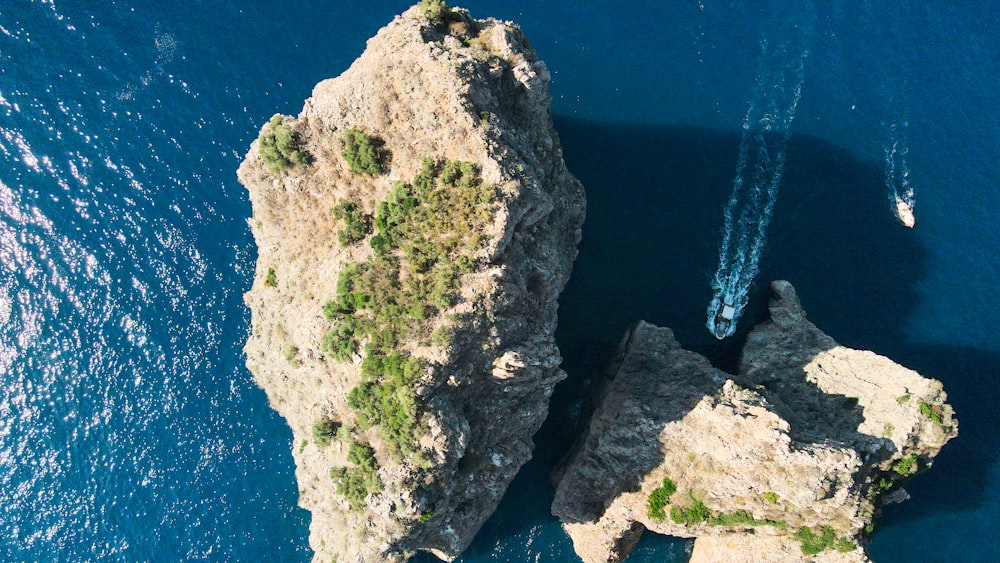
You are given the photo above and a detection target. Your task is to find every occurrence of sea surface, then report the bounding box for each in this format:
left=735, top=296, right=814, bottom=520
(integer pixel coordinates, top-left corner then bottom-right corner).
left=1, top=1, right=997, bottom=561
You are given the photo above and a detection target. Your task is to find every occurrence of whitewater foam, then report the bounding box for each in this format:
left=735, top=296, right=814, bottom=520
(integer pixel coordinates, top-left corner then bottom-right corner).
left=707, top=33, right=809, bottom=338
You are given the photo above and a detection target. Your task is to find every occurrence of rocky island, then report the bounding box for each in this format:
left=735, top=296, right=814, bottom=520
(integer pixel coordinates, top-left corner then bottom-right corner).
left=237, top=2, right=584, bottom=562
left=552, top=281, right=957, bottom=563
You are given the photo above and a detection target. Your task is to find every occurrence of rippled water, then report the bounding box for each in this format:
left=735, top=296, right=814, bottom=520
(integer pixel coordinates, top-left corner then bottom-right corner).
left=0, top=2, right=316, bottom=560
left=2, top=1, right=998, bottom=562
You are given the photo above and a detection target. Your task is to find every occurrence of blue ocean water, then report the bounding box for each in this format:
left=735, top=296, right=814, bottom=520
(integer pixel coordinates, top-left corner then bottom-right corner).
left=1, top=1, right=997, bottom=562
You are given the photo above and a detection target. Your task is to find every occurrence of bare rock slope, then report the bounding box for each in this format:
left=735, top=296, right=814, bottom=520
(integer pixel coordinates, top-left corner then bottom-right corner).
left=238, top=5, right=584, bottom=562
left=552, top=281, right=955, bottom=563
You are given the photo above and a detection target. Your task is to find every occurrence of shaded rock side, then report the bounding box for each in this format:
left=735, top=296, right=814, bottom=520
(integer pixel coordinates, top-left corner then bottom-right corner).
left=551, top=282, right=956, bottom=563
left=237, top=6, right=584, bottom=563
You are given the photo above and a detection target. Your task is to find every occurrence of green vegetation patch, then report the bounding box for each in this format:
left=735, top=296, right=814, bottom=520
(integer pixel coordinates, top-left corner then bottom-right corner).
left=348, top=353, right=423, bottom=458
left=265, top=267, right=277, bottom=288
left=323, top=157, right=496, bottom=459
left=312, top=418, right=340, bottom=449
left=793, top=526, right=855, bottom=555
left=646, top=478, right=677, bottom=520
left=342, top=128, right=386, bottom=177
left=664, top=492, right=785, bottom=530
left=834, top=536, right=857, bottom=553
left=670, top=498, right=712, bottom=527
left=708, top=510, right=786, bottom=530
left=919, top=401, right=945, bottom=426
left=893, top=454, right=918, bottom=475
left=334, top=201, right=373, bottom=246
left=330, top=441, right=382, bottom=510
left=418, top=0, right=451, bottom=22
left=418, top=508, right=435, bottom=523
left=763, top=491, right=780, bottom=504
left=321, top=317, right=363, bottom=363
left=430, top=325, right=453, bottom=348
left=283, top=344, right=302, bottom=367
left=259, top=116, right=311, bottom=173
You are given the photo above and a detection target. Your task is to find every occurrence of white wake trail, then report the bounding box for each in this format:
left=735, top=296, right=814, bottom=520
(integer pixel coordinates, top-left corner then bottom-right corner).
left=707, top=40, right=807, bottom=339
left=884, top=120, right=916, bottom=227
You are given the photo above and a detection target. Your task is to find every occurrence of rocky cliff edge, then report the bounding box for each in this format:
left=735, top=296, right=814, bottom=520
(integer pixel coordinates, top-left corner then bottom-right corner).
left=237, top=5, right=584, bottom=562
left=552, top=281, right=956, bottom=563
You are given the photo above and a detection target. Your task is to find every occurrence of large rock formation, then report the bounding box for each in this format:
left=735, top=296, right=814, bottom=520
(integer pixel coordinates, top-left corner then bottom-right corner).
left=238, top=5, right=584, bottom=562
left=552, top=281, right=956, bottom=563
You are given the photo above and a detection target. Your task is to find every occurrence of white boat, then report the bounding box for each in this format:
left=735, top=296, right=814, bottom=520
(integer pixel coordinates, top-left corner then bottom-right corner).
left=895, top=196, right=915, bottom=228
left=712, top=302, right=737, bottom=340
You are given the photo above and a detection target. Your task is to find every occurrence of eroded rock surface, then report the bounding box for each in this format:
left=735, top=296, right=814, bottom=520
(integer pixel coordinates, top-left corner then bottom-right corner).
left=552, top=282, right=955, bottom=563
left=238, top=5, right=584, bottom=562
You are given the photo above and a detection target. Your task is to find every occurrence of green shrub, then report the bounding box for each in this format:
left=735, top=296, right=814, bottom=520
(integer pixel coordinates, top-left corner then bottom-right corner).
left=418, top=508, right=435, bottom=523
left=763, top=491, right=780, bottom=504
left=896, top=393, right=911, bottom=404
left=259, top=116, right=311, bottom=173
left=646, top=478, right=677, bottom=521
left=283, top=344, right=301, bottom=366
left=431, top=325, right=453, bottom=348
left=834, top=537, right=856, bottom=553
left=348, top=352, right=423, bottom=457
left=322, top=318, right=362, bottom=362
left=264, top=267, right=277, bottom=287
left=795, top=527, right=835, bottom=556
left=330, top=441, right=382, bottom=510
left=334, top=201, right=373, bottom=245
left=342, top=128, right=385, bottom=176
left=418, top=0, right=450, bottom=21
left=793, top=526, right=854, bottom=555
left=670, top=498, right=711, bottom=527
left=919, top=401, right=944, bottom=426
left=324, top=262, right=371, bottom=320
left=312, top=418, right=340, bottom=448
left=894, top=454, right=917, bottom=475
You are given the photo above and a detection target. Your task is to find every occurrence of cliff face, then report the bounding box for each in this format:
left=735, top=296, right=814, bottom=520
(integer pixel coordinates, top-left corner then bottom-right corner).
left=237, top=5, right=584, bottom=562
left=552, top=282, right=955, bottom=563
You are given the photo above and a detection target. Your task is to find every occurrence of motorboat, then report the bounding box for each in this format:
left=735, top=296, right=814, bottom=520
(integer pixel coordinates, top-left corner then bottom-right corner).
left=711, top=302, right=737, bottom=340
left=894, top=196, right=915, bottom=228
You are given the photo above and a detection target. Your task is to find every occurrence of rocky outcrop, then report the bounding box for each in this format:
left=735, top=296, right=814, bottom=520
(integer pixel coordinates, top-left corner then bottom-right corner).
left=552, top=281, right=955, bottom=563
left=238, top=5, right=584, bottom=562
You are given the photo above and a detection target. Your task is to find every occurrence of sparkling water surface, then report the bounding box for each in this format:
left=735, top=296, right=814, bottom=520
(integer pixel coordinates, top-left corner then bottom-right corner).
left=1, top=1, right=997, bottom=561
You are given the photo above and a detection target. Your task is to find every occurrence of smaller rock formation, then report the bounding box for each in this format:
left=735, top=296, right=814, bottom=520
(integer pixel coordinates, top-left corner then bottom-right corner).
left=552, top=281, right=956, bottom=563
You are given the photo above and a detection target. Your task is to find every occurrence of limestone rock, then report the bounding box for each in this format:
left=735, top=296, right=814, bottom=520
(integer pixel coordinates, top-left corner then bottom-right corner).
left=552, top=282, right=956, bottom=563
left=690, top=535, right=869, bottom=563
left=238, top=5, right=584, bottom=562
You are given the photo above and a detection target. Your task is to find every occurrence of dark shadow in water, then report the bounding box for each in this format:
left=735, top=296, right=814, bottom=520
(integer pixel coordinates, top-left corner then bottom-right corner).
left=418, top=115, right=953, bottom=561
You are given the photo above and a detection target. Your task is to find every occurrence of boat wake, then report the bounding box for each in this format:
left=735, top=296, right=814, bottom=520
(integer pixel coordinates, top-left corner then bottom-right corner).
left=707, top=38, right=808, bottom=339
left=884, top=121, right=915, bottom=228
left=861, top=0, right=917, bottom=228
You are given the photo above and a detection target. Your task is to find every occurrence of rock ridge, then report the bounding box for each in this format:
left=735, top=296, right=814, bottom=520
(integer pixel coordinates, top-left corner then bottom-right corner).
left=238, top=5, right=584, bottom=562
left=552, top=281, right=956, bottom=563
